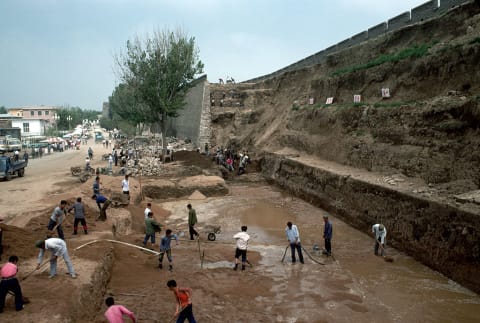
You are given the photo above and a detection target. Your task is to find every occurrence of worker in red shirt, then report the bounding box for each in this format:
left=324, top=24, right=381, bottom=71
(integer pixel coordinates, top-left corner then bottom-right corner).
left=0, top=255, right=24, bottom=313
left=167, top=280, right=196, bottom=323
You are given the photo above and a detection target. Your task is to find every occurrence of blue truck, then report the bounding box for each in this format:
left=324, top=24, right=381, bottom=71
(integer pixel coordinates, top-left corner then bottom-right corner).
left=0, top=154, right=28, bottom=181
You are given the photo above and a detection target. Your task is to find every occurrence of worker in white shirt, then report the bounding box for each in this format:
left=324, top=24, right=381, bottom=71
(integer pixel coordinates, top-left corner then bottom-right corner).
left=35, top=238, right=76, bottom=279
left=144, top=203, right=152, bottom=219
left=233, top=226, right=250, bottom=271
left=121, top=174, right=130, bottom=200
left=286, top=221, right=304, bottom=264
left=372, top=224, right=387, bottom=256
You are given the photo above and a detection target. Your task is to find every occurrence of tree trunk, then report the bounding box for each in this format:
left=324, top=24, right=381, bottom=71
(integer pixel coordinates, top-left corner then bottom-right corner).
left=159, top=111, right=167, bottom=161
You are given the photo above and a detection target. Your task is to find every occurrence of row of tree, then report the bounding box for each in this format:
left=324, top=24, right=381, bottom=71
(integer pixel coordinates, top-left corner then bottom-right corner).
left=105, top=28, right=204, bottom=153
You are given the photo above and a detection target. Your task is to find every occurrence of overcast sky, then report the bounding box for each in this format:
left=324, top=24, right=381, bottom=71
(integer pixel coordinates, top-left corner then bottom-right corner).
left=0, top=0, right=428, bottom=110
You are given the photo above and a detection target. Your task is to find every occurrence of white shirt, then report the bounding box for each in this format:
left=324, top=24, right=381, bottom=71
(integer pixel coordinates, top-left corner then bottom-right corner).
left=372, top=224, right=387, bottom=244
left=121, top=179, right=129, bottom=192
left=144, top=207, right=151, bottom=219
left=286, top=224, right=301, bottom=243
left=38, top=238, right=68, bottom=264
left=233, top=232, right=250, bottom=250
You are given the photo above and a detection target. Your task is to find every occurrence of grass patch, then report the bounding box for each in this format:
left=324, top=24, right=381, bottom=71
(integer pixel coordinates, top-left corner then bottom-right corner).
left=332, top=43, right=432, bottom=76
left=469, top=37, right=480, bottom=45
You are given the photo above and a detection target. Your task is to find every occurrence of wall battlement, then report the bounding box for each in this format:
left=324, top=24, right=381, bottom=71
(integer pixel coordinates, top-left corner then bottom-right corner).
left=246, top=0, right=472, bottom=83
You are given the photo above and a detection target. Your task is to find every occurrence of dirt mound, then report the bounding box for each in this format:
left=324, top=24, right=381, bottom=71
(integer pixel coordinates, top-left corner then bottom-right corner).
left=174, top=150, right=213, bottom=169
left=188, top=189, right=207, bottom=200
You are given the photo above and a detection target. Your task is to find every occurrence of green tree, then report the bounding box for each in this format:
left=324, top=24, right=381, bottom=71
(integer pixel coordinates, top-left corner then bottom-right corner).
left=109, top=83, right=151, bottom=135
left=0, top=106, right=7, bottom=114
left=116, top=28, right=204, bottom=154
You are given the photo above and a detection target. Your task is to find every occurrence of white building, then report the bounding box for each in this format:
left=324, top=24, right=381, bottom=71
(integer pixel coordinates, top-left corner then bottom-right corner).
left=11, top=119, right=49, bottom=136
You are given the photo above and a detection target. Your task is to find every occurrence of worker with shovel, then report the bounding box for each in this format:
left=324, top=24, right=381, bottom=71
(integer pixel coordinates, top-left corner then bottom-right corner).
left=92, top=194, right=111, bottom=221
left=167, top=279, right=196, bottom=323
left=0, top=255, right=24, bottom=313
left=35, top=238, right=76, bottom=279
left=47, top=200, right=68, bottom=240
left=372, top=223, right=387, bottom=256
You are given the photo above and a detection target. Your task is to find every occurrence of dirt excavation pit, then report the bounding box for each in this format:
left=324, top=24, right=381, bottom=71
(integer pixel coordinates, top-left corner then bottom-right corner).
left=1, top=145, right=479, bottom=322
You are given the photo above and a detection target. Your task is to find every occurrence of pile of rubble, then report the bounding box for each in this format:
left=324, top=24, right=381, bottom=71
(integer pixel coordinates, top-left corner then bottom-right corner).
left=120, top=137, right=197, bottom=177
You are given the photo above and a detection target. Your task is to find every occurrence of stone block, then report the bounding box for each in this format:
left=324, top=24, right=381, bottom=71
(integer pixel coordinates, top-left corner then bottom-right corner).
left=388, top=11, right=411, bottom=32
left=411, top=0, right=439, bottom=24
left=368, top=22, right=387, bottom=39
left=439, top=0, right=469, bottom=13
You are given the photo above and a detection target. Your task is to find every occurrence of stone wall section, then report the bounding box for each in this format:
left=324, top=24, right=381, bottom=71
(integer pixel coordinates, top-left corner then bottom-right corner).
left=166, top=75, right=207, bottom=148
left=245, top=0, right=472, bottom=84
left=387, top=11, right=411, bottom=32
left=198, top=81, right=212, bottom=148
left=411, top=0, right=439, bottom=23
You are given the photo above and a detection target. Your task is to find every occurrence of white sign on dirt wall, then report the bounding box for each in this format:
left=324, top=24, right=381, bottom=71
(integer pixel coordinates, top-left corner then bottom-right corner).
left=382, top=88, right=391, bottom=98
left=353, top=95, right=361, bottom=103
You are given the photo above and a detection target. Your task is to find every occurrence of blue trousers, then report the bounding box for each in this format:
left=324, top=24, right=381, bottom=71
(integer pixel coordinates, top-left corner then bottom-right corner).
left=290, top=242, right=304, bottom=263
left=177, top=304, right=196, bottom=323
left=47, top=219, right=64, bottom=240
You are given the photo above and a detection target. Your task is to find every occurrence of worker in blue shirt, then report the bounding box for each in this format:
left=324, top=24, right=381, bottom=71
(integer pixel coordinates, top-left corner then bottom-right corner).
left=91, top=194, right=111, bottom=221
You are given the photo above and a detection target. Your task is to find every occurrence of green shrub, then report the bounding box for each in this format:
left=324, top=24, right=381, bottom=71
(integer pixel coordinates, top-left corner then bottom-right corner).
left=332, top=43, right=432, bottom=76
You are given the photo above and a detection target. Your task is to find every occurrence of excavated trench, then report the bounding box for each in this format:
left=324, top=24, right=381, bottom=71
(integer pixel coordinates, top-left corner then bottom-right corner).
left=260, top=152, right=480, bottom=294
left=62, top=159, right=480, bottom=322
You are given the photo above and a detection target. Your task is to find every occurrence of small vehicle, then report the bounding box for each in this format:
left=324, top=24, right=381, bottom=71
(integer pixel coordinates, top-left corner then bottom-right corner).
left=0, top=155, right=28, bottom=181
left=0, top=136, right=22, bottom=153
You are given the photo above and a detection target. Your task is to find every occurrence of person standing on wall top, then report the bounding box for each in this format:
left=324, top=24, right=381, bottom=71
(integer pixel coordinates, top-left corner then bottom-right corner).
left=323, top=215, right=333, bottom=256
left=372, top=223, right=387, bottom=256
left=286, top=221, right=304, bottom=264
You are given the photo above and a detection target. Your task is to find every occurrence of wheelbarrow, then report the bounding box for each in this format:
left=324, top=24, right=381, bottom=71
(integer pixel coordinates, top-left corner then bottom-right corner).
left=203, top=225, right=221, bottom=241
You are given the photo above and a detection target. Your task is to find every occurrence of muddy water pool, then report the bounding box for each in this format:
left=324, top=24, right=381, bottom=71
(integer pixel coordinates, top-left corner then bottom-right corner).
left=161, top=184, right=480, bottom=322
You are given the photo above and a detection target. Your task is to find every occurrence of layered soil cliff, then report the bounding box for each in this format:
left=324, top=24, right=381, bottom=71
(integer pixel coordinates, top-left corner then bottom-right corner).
left=208, top=2, right=480, bottom=292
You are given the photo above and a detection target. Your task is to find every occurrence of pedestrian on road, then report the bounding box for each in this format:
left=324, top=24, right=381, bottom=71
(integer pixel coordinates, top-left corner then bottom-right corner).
left=167, top=280, right=196, bottom=323
left=121, top=174, right=130, bottom=200
left=0, top=255, right=24, bottom=313
left=143, top=212, right=161, bottom=248
left=285, top=221, right=304, bottom=264
left=114, top=150, right=118, bottom=167
left=323, top=215, right=333, bottom=256
left=47, top=200, right=68, bottom=240
left=35, top=238, right=76, bottom=279
left=92, top=194, right=111, bottom=221
left=104, top=296, right=136, bottom=323
left=372, top=224, right=387, bottom=256
left=233, top=226, right=250, bottom=271
left=67, top=197, right=88, bottom=235
left=187, top=204, right=198, bottom=240
left=144, top=203, right=152, bottom=219
left=158, top=229, right=178, bottom=271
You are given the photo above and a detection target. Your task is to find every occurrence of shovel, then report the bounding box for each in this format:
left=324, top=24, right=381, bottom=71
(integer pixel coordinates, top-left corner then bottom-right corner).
left=378, top=243, right=394, bottom=262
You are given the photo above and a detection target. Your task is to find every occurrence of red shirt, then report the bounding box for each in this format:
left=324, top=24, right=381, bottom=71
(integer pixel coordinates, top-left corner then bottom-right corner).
left=175, top=288, right=192, bottom=307
left=1, top=262, right=18, bottom=278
